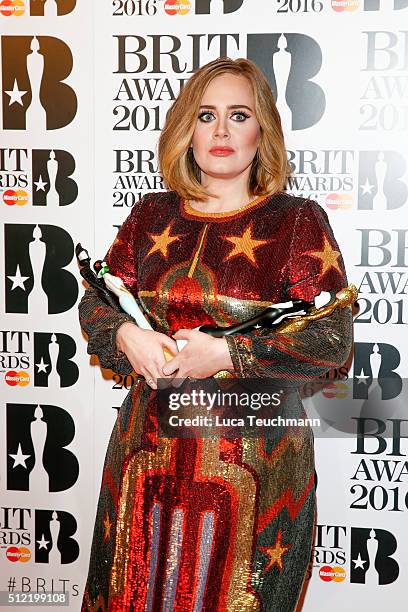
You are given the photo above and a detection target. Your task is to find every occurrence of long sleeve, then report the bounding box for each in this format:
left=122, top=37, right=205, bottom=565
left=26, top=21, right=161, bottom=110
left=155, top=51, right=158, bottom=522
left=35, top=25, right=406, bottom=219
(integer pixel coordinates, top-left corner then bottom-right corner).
left=78, top=196, right=147, bottom=375
left=225, top=199, right=353, bottom=381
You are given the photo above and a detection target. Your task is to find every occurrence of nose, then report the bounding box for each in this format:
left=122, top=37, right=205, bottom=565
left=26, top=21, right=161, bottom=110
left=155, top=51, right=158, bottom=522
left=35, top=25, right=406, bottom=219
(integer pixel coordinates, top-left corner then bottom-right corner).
left=213, top=115, right=230, bottom=140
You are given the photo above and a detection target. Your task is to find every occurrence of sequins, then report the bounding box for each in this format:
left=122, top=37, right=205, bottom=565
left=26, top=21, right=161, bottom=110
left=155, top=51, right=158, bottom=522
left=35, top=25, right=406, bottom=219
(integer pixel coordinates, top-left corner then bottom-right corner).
left=79, top=191, right=352, bottom=611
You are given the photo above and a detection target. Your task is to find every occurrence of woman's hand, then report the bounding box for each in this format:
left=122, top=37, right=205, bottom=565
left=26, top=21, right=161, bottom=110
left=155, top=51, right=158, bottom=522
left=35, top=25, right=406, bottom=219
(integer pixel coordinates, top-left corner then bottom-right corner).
left=116, top=322, right=178, bottom=390
left=162, top=328, right=234, bottom=387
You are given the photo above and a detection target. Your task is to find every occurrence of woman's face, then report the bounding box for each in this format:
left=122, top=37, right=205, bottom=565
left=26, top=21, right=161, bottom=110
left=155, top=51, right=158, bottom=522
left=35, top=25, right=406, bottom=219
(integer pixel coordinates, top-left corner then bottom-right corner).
left=190, top=73, right=261, bottom=184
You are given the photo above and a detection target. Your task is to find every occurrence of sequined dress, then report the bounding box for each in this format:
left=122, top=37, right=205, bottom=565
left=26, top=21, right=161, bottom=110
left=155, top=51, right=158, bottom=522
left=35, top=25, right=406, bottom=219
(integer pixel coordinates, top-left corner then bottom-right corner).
left=79, top=190, right=352, bottom=612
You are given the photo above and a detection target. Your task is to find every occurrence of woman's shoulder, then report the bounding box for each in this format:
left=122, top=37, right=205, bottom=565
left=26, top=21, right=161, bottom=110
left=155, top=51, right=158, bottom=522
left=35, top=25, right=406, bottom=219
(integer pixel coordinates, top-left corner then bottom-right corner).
left=269, top=191, right=329, bottom=224
left=127, top=190, right=179, bottom=222
left=270, top=191, right=322, bottom=211
left=140, top=190, right=179, bottom=207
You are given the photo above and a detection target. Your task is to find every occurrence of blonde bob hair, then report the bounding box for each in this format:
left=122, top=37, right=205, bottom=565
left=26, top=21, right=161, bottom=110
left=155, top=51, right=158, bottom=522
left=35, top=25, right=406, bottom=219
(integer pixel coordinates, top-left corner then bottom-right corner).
left=158, top=57, right=291, bottom=202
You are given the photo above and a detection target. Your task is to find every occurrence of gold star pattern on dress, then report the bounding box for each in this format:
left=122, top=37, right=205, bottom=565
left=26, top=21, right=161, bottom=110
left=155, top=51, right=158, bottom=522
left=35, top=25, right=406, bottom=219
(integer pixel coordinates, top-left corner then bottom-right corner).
left=146, top=222, right=181, bottom=259
left=259, top=529, right=292, bottom=574
left=103, top=512, right=112, bottom=541
left=222, top=221, right=270, bottom=266
left=306, top=235, right=342, bottom=278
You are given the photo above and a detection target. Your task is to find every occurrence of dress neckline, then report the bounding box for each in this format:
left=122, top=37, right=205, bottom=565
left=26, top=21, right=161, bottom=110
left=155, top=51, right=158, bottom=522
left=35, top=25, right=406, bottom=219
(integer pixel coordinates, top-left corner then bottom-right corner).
left=179, top=192, right=274, bottom=222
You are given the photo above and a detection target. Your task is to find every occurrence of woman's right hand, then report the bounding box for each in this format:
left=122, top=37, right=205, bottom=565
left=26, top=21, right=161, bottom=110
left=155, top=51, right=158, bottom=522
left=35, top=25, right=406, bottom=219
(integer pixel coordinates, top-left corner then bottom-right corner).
left=116, top=322, right=179, bottom=389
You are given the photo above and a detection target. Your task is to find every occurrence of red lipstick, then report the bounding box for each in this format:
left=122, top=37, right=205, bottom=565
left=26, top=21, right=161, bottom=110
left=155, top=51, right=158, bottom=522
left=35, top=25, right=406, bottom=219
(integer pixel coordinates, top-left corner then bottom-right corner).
left=209, top=147, right=234, bottom=156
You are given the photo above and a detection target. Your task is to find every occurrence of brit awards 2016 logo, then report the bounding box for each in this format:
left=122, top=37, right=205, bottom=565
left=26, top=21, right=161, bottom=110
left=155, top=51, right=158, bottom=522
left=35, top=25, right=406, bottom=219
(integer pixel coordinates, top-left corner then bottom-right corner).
left=4, top=224, right=78, bottom=314
left=1, top=507, right=80, bottom=564
left=1, top=148, right=78, bottom=208
left=360, top=29, right=408, bottom=131
left=113, top=33, right=240, bottom=132
left=350, top=357, right=408, bottom=514
left=1, top=330, right=79, bottom=388
left=0, top=0, right=76, bottom=16
left=113, top=148, right=164, bottom=209
left=314, top=524, right=399, bottom=585
left=355, top=228, right=408, bottom=326
left=287, top=148, right=353, bottom=208
left=1, top=36, right=77, bottom=130
left=6, top=403, right=79, bottom=492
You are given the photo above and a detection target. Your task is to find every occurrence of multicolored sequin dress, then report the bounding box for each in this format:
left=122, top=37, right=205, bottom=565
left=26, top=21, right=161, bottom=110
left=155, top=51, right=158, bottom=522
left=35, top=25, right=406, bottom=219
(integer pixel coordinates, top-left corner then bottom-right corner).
left=79, top=191, right=352, bottom=611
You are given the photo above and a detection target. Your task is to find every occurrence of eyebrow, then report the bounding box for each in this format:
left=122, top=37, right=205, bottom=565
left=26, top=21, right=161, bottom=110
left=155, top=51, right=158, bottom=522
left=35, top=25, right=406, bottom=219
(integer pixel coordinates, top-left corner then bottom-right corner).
left=199, top=104, right=253, bottom=111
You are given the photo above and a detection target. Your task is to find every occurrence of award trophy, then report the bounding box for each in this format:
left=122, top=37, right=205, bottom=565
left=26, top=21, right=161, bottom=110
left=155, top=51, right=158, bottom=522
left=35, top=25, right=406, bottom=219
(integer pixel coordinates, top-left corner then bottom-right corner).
left=76, top=243, right=358, bottom=372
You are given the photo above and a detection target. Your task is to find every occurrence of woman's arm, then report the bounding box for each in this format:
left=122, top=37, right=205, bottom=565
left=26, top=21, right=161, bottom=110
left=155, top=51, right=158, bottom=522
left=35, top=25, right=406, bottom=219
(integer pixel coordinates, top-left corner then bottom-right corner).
left=224, top=199, right=353, bottom=380
left=78, top=195, right=146, bottom=375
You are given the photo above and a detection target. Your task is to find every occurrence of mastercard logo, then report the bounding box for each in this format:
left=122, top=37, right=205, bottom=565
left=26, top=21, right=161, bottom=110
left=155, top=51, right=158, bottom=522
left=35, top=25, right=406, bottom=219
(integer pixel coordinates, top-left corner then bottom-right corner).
left=6, top=547, right=31, bottom=563
left=0, top=0, right=25, bottom=17
left=319, top=565, right=346, bottom=582
left=164, top=0, right=191, bottom=15
left=5, top=371, right=30, bottom=387
left=325, top=193, right=352, bottom=210
left=322, top=381, right=349, bottom=399
left=3, top=189, right=29, bottom=207
left=331, top=0, right=359, bottom=11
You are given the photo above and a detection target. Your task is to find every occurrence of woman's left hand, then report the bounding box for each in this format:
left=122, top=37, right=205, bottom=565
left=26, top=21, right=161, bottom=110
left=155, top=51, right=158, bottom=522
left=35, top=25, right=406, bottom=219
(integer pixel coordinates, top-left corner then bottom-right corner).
left=161, top=329, right=234, bottom=387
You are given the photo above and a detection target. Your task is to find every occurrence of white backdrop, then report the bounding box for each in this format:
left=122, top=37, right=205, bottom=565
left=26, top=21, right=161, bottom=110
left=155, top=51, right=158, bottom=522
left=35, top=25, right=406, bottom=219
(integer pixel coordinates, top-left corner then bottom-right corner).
left=1, top=0, right=407, bottom=610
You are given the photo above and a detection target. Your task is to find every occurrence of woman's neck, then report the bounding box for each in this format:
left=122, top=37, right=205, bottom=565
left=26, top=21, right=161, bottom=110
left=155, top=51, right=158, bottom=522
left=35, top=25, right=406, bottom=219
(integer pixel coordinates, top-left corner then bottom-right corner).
left=191, top=174, right=254, bottom=213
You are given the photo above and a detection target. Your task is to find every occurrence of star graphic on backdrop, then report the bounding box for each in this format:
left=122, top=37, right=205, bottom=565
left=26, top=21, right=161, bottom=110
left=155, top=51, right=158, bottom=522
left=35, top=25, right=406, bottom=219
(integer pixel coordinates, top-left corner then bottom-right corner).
left=7, top=265, right=30, bottom=291
left=259, top=529, right=292, bottom=574
left=306, top=235, right=342, bottom=278
left=37, top=535, right=50, bottom=550
left=36, top=357, right=49, bottom=373
left=34, top=175, right=48, bottom=191
left=103, top=512, right=112, bottom=541
left=360, top=178, right=375, bottom=196
left=146, top=223, right=182, bottom=259
left=222, top=221, right=270, bottom=266
left=9, top=443, right=30, bottom=469
left=5, top=79, right=28, bottom=106
left=355, top=368, right=370, bottom=384
left=353, top=553, right=367, bottom=570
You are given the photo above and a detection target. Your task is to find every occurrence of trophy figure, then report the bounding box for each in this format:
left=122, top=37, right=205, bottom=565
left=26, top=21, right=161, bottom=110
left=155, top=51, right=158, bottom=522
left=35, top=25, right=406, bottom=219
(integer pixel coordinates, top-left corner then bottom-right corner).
left=29, top=406, right=49, bottom=494
left=26, top=37, right=47, bottom=131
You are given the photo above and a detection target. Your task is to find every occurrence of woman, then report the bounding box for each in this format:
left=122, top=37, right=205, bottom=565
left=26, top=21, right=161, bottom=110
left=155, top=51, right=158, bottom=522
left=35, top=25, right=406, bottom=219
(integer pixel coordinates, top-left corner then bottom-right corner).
left=79, top=57, right=353, bottom=611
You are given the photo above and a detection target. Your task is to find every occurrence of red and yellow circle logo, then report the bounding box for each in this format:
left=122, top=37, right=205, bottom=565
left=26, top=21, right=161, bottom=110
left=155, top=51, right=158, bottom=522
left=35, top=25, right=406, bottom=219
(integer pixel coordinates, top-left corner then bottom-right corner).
left=5, top=371, right=30, bottom=387
left=325, top=193, right=352, bottom=210
left=3, top=189, right=29, bottom=206
left=164, top=0, right=191, bottom=15
left=319, top=565, right=346, bottom=582
left=322, top=381, right=349, bottom=399
left=331, top=0, right=359, bottom=11
left=6, top=547, right=31, bottom=562
left=0, top=0, right=25, bottom=17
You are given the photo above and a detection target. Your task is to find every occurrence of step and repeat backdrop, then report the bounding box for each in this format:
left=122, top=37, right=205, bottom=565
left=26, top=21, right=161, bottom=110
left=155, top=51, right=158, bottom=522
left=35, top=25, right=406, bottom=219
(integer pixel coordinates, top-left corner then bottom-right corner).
left=1, top=0, right=407, bottom=610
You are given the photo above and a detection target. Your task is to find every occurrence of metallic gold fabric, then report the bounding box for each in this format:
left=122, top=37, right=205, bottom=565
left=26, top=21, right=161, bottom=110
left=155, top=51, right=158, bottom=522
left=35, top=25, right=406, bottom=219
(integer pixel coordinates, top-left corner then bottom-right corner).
left=79, top=191, right=353, bottom=611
